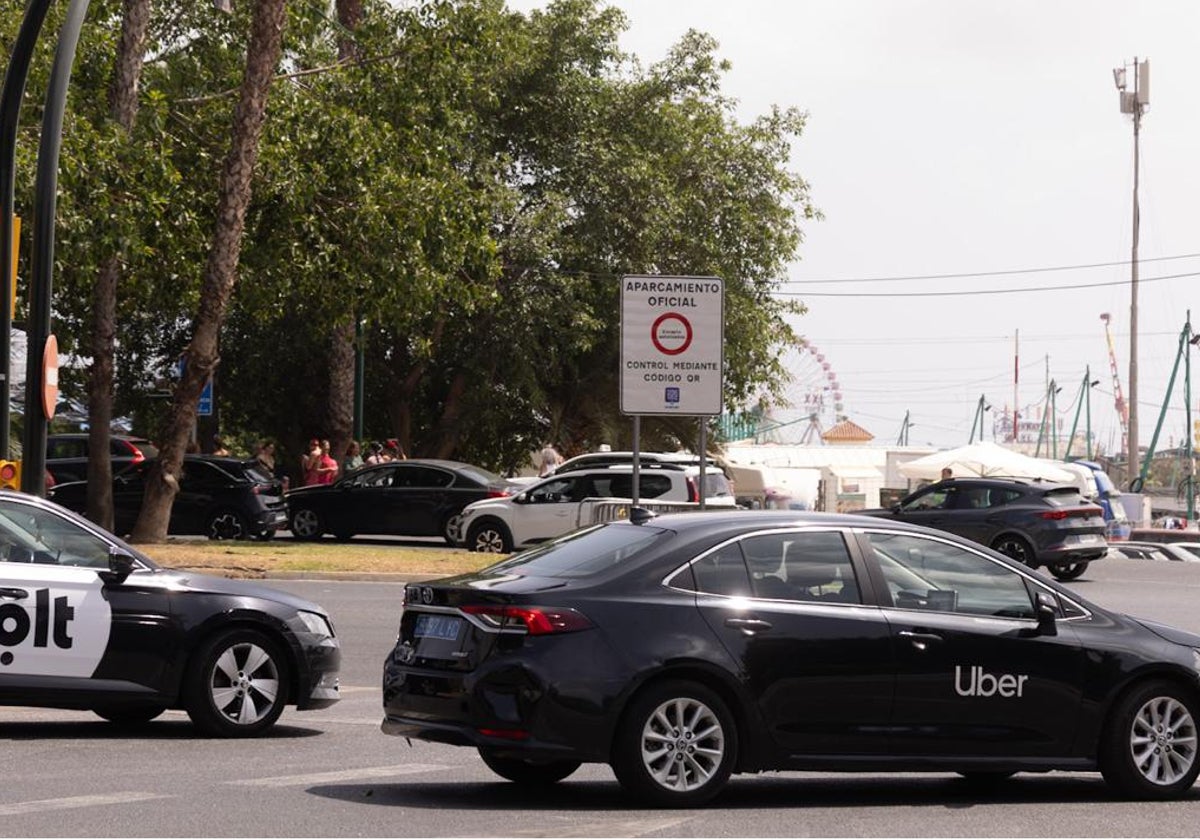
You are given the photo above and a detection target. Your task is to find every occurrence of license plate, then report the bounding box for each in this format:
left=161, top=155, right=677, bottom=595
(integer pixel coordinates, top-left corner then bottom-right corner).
left=413, top=613, right=462, bottom=641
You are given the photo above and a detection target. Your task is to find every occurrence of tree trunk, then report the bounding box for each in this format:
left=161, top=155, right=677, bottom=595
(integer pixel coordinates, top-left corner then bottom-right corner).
left=430, top=370, right=466, bottom=459
left=84, top=0, right=151, bottom=530
left=323, top=0, right=363, bottom=464
left=130, top=0, right=287, bottom=542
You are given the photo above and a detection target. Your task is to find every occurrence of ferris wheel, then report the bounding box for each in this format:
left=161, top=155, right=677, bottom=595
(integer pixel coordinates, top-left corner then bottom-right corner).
left=757, top=340, right=845, bottom=444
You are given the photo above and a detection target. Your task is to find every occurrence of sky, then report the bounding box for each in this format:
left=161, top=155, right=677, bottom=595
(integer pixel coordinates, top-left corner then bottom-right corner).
left=510, top=0, right=1200, bottom=452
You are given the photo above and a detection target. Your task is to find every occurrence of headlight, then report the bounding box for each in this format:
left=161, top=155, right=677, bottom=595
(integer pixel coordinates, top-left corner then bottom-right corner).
left=298, top=610, right=335, bottom=639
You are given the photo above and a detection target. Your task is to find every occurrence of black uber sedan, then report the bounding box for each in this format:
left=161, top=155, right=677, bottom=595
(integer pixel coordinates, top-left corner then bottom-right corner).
left=382, top=510, right=1200, bottom=806
left=860, top=477, right=1108, bottom=582
left=286, top=459, right=519, bottom=544
left=0, top=491, right=340, bottom=735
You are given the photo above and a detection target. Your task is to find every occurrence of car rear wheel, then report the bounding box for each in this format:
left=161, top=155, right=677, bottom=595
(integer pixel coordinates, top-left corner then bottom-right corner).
left=466, top=520, right=512, bottom=553
left=207, top=509, right=249, bottom=540
left=611, top=680, right=737, bottom=807
left=1049, top=561, right=1088, bottom=581
left=289, top=508, right=324, bottom=540
left=478, top=748, right=580, bottom=785
left=185, top=628, right=289, bottom=737
left=442, top=514, right=463, bottom=546
left=1101, top=679, right=1200, bottom=799
left=93, top=705, right=167, bottom=725
left=991, top=534, right=1035, bottom=567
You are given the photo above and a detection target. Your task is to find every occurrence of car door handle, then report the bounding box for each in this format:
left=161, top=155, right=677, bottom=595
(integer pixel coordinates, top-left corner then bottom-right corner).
left=898, top=629, right=944, bottom=650
left=0, top=587, right=28, bottom=600
left=725, top=618, right=772, bottom=635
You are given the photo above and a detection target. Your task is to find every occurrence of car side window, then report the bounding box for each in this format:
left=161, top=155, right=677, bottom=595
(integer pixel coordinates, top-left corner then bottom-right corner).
left=0, top=504, right=113, bottom=568
left=689, top=542, right=753, bottom=597
left=47, top=438, right=86, bottom=459
left=901, top=487, right=949, bottom=511
left=866, top=532, right=1034, bottom=619
left=740, top=531, right=860, bottom=604
left=989, top=488, right=1023, bottom=506
left=528, top=478, right=574, bottom=504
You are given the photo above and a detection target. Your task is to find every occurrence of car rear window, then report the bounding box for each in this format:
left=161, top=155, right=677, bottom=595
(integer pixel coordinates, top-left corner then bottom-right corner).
left=456, top=465, right=502, bottom=486
left=1042, top=487, right=1086, bottom=506
left=483, top=523, right=668, bottom=578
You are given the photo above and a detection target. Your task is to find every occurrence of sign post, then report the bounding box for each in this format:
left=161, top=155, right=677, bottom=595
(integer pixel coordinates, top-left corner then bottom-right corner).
left=621, top=275, right=724, bottom=508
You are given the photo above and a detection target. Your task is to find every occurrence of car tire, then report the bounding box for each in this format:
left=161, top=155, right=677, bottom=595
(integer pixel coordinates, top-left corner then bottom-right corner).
left=990, top=534, right=1036, bottom=567
left=1049, top=561, right=1088, bottom=582
left=442, top=513, right=464, bottom=547
left=207, top=509, right=249, bottom=541
left=289, top=507, right=324, bottom=540
left=1100, top=679, right=1200, bottom=799
left=466, top=519, right=513, bottom=553
left=478, top=748, right=580, bottom=785
left=184, top=628, right=289, bottom=737
left=611, top=679, right=737, bottom=807
left=93, top=705, right=167, bottom=725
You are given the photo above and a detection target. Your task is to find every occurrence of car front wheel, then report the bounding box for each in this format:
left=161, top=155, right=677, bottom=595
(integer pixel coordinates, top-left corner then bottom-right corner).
left=611, top=680, right=737, bottom=807
left=991, top=534, right=1036, bottom=567
left=289, top=508, right=324, bottom=540
left=442, top=514, right=464, bottom=546
left=185, top=628, right=289, bottom=737
left=466, top=520, right=512, bottom=553
left=478, top=748, right=580, bottom=785
left=1101, top=679, right=1200, bottom=799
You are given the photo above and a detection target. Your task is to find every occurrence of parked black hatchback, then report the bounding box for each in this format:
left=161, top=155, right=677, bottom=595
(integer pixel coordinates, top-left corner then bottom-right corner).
left=46, top=432, right=158, bottom=485
left=860, top=477, right=1107, bottom=581
left=382, top=510, right=1200, bottom=806
left=49, top=455, right=286, bottom=540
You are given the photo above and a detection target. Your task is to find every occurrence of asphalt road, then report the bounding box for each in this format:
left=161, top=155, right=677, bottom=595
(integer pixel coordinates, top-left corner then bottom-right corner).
left=3, top=556, right=1200, bottom=837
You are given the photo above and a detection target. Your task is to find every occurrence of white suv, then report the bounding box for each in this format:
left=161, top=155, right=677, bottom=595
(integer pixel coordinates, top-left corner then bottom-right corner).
left=459, top=464, right=736, bottom=553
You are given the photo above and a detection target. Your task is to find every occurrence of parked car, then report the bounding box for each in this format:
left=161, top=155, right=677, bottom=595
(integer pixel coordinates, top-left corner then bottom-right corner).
left=859, top=477, right=1107, bottom=581
left=46, top=432, right=157, bottom=485
left=0, top=490, right=339, bottom=735
left=1056, top=460, right=1131, bottom=541
left=1111, top=541, right=1200, bottom=562
left=285, top=459, right=521, bottom=544
left=459, top=463, right=737, bottom=553
left=48, top=455, right=286, bottom=540
left=551, top=450, right=719, bottom=475
left=383, top=509, right=1200, bottom=805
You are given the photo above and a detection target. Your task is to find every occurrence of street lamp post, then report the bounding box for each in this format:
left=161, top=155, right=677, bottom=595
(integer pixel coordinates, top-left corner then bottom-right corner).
left=1113, top=57, right=1149, bottom=486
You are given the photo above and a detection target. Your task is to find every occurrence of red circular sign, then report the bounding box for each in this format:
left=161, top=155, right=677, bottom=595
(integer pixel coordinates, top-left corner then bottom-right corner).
left=650, top=312, right=693, bottom=356
left=41, top=334, right=59, bottom=420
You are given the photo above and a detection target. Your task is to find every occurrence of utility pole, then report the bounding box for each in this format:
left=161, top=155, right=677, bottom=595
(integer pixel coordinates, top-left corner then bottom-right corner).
left=1113, top=57, right=1149, bottom=485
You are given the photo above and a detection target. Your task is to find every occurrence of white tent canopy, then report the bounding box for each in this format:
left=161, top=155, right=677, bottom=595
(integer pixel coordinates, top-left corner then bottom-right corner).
left=897, top=441, right=1074, bottom=483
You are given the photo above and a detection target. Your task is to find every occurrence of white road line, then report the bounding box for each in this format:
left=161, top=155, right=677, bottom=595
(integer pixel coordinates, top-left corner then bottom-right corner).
left=232, top=764, right=451, bottom=788
left=0, top=792, right=172, bottom=817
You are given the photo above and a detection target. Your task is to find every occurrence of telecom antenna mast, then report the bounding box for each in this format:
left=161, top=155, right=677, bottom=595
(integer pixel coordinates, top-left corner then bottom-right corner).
left=1100, top=313, right=1130, bottom=456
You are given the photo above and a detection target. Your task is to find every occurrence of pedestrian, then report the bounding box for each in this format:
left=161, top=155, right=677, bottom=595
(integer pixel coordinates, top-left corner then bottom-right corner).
left=212, top=435, right=231, bottom=456
left=316, top=439, right=339, bottom=485
left=941, top=467, right=953, bottom=481
left=364, top=441, right=385, bottom=465
left=385, top=439, right=406, bottom=461
left=539, top=442, right=562, bottom=477
left=301, top=438, right=322, bottom=485
left=342, top=440, right=363, bottom=473
left=255, top=440, right=276, bottom=473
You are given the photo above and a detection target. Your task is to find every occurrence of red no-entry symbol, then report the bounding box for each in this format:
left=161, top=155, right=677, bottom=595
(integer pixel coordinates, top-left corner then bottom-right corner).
left=651, top=312, right=693, bottom=356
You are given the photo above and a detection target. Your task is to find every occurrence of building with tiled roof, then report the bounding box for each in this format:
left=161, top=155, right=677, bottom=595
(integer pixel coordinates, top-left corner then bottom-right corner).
left=821, top=418, right=875, bottom=444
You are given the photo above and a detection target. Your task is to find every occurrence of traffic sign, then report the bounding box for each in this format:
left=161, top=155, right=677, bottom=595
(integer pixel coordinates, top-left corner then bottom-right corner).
left=620, top=275, right=723, bottom=415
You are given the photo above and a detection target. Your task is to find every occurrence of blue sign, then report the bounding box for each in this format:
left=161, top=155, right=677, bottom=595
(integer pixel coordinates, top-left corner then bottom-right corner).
left=197, top=378, right=213, bottom=416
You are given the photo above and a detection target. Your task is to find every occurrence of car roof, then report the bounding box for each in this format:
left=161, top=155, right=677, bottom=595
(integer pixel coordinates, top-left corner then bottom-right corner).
left=620, top=508, right=943, bottom=535
left=921, top=477, right=1079, bottom=492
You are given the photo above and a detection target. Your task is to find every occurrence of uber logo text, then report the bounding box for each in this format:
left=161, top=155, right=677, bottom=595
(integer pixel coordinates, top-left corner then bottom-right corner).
left=954, top=665, right=1027, bottom=698
left=0, top=589, right=75, bottom=653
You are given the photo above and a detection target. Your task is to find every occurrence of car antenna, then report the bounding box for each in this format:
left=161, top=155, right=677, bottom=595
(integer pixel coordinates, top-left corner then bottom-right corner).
left=629, top=507, right=657, bottom=525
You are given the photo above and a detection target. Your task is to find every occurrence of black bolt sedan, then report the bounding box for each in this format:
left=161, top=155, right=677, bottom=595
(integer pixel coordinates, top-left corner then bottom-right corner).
left=0, top=491, right=340, bottom=735
left=382, top=510, right=1200, bottom=806
left=859, top=477, right=1108, bottom=582
left=286, top=459, right=521, bottom=544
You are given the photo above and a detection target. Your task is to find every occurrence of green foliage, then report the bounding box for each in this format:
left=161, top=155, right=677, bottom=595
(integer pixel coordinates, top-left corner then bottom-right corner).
left=2, top=0, right=817, bottom=472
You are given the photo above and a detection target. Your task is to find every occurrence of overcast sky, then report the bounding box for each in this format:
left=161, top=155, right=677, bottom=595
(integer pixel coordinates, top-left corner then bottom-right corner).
left=509, top=1, right=1200, bottom=452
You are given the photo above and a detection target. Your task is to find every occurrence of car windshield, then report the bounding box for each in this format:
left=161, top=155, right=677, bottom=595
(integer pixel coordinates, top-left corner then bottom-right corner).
left=482, top=523, right=668, bottom=578
left=457, top=465, right=502, bottom=485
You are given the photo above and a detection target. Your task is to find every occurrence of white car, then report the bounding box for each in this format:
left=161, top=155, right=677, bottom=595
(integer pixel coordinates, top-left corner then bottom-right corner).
left=459, top=464, right=736, bottom=552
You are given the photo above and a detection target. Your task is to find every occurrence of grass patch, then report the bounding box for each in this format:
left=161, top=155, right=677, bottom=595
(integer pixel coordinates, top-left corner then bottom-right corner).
left=132, top=538, right=500, bottom=579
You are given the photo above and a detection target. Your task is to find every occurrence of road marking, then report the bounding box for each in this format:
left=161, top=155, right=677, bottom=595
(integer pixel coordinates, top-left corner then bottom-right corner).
left=232, top=764, right=451, bottom=788
left=510, top=817, right=693, bottom=837
left=0, top=792, right=171, bottom=817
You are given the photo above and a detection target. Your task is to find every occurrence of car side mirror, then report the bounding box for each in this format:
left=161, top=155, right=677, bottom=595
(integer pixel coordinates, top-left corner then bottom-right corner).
left=99, top=547, right=137, bottom=585
left=513, top=492, right=528, bottom=504
left=1035, top=591, right=1058, bottom=636
left=890, top=504, right=902, bottom=513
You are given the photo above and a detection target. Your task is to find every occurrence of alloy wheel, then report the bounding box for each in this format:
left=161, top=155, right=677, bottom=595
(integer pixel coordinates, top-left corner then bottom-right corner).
left=1128, top=695, right=1197, bottom=786
left=207, top=640, right=282, bottom=729
left=639, top=696, right=726, bottom=793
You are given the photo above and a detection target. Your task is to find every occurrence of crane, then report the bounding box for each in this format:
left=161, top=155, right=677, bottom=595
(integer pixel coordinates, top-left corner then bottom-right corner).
left=1100, top=313, right=1130, bottom=455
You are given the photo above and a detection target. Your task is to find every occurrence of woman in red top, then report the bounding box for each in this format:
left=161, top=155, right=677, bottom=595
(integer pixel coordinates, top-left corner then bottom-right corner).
left=315, top=439, right=339, bottom=485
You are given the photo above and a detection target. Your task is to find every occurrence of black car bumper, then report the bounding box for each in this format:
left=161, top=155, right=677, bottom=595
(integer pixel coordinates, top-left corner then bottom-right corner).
left=295, top=633, right=342, bottom=710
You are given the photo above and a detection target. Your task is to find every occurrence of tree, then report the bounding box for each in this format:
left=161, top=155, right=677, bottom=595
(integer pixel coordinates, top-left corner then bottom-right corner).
left=130, top=0, right=287, bottom=541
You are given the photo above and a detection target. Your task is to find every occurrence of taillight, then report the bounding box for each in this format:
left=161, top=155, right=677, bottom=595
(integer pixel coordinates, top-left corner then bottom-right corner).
left=486, top=488, right=510, bottom=498
left=460, top=604, right=593, bottom=635
left=686, top=477, right=698, bottom=502
left=129, top=444, right=145, bottom=463
left=1040, top=508, right=1099, bottom=520
left=1039, top=510, right=1069, bottom=520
